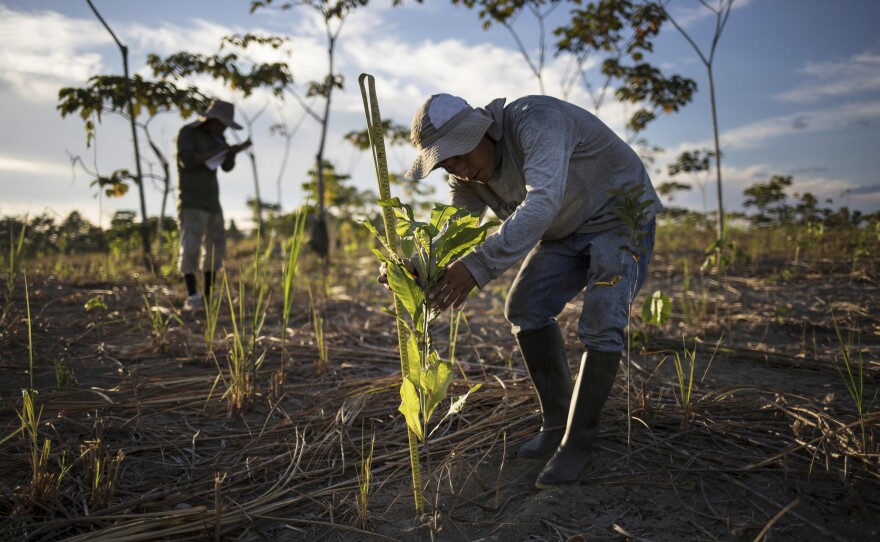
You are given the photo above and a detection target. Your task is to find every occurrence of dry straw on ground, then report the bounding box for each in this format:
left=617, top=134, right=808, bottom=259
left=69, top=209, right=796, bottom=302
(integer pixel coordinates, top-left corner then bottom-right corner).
left=0, top=252, right=877, bottom=541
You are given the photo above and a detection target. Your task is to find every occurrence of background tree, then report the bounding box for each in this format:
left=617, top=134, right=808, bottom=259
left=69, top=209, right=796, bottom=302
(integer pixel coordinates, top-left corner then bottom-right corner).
left=58, top=76, right=211, bottom=261
left=793, top=191, right=820, bottom=224
left=661, top=0, right=736, bottom=244
left=249, top=0, right=421, bottom=259
left=743, top=175, right=793, bottom=227
left=84, top=0, right=151, bottom=268
left=666, top=148, right=715, bottom=212
left=345, top=121, right=436, bottom=213
left=454, top=0, right=563, bottom=95
left=148, top=34, right=294, bottom=233
left=655, top=180, right=691, bottom=204
left=555, top=0, right=696, bottom=140
left=456, top=1, right=695, bottom=145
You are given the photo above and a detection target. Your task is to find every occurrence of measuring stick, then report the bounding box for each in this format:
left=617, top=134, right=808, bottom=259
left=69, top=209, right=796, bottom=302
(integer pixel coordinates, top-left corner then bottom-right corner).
left=358, top=73, right=424, bottom=515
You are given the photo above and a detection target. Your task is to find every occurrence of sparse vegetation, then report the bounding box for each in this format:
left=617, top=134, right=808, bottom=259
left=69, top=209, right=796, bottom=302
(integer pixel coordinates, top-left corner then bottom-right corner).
left=0, top=220, right=876, bottom=540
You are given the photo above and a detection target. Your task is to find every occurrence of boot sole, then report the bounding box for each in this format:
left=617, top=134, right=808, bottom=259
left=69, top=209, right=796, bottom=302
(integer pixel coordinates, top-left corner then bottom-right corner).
left=533, top=462, right=594, bottom=490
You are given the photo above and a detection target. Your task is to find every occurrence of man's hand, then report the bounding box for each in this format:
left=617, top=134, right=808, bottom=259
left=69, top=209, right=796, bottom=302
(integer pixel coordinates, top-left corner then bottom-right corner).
left=428, top=260, right=476, bottom=312
left=229, top=139, right=252, bottom=155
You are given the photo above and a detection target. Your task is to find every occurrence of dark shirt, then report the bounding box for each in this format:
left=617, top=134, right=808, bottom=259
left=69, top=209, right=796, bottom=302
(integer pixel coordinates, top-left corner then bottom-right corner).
left=176, top=122, right=234, bottom=213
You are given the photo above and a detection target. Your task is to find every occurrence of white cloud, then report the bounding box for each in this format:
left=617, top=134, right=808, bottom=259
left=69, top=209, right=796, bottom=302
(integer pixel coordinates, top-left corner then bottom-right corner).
left=721, top=100, right=880, bottom=150
left=666, top=0, right=758, bottom=29
left=128, top=19, right=236, bottom=57
left=0, top=6, right=108, bottom=101
left=657, top=161, right=870, bottom=214
left=664, top=100, right=880, bottom=154
left=0, top=154, right=70, bottom=176
left=776, top=51, right=880, bottom=103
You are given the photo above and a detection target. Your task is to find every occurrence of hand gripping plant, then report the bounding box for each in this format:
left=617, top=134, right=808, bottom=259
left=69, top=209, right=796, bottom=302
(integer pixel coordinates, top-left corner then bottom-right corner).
left=359, top=74, right=494, bottom=515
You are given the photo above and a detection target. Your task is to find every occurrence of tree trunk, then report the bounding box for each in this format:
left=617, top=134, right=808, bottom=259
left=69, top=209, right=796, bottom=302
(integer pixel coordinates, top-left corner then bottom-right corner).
left=313, top=31, right=336, bottom=261
left=146, top=134, right=170, bottom=265
left=87, top=0, right=151, bottom=270
left=708, top=63, right=725, bottom=243
left=122, top=50, right=151, bottom=270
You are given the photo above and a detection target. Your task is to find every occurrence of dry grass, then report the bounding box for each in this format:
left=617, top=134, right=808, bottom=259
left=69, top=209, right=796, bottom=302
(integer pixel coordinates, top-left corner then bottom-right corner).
left=0, top=238, right=877, bottom=541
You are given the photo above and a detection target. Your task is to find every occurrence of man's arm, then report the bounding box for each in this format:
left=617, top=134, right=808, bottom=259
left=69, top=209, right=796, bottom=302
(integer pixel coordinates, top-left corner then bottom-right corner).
left=459, top=106, right=572, bottom=288
left=220, top=140, right=252, bottom=171
left=177, top=128, right=251, bottom=169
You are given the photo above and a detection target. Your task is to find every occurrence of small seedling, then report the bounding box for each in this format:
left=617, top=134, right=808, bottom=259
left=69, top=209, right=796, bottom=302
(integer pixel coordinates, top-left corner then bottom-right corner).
left=832, top=313, right=876, bottom=452
left=142, top=294, right=181, bottom=352
left=364, top=200, right=495, bottom=442
left=204, top=258, right=223, bottom=358
left=277, top=207, right=308, bottom=395
left=364, top=199, right=493, bottom=511
left=0, top=275, right=72, bottom=510
left=355, top=424, right=375, bottom=529
left=84, top=295, right=107, bottom=311
left=209, top=270, right=267, bottom=416
left=54, top=359, right=78, bottom=388
left=308, top=285, right=329, bottom=374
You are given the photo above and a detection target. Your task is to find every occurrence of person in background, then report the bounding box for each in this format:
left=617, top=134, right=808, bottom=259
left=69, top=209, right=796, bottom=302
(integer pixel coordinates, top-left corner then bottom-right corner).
left=176, top=99, right=251, bottom=311
left=398, top=93, right=661, bottom=488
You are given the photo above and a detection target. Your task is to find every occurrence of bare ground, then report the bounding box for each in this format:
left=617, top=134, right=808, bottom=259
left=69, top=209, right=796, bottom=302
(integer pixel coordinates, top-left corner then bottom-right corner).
left=0, top=250, right=878, bottom=541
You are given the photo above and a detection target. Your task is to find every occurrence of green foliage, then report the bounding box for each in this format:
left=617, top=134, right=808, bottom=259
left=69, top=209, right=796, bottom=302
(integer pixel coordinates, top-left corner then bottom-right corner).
left=672, top=338, right=697, bottom=410
left=54, top=359, right=79, bottom=388
left=363, top=200, right=497, bottom=441
left=555, top=0, right=695, bottom=133
left=142, top=294, right=181, bottom=352
left=279, top=207, right=309, bottom=384
left=345, top=120, right=411, bottom=150
left=84, top=295, right=108, bottom=311
left=743, top=175, right=794, bottom=227
left=302, top=161, right=377, bottom=219
left=148, top=45, right=293, bottom=98
left=58, top=74, right=210, bottom=150
left=641, top=290, right=671, bottom=327
left=210, top=269, right=268, bottom=416
left=831, top=314, right=875, bottom=452
left=668, top=149, right=714, bottom=176
left=4, top=217, right=26, bottom=306
left=608, top=184, right=654, bottom=260
left=701, top=237, right=749, bottom=273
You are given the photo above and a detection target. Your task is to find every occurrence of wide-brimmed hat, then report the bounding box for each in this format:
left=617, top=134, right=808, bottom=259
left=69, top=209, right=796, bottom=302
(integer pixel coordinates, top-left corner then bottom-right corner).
left=405, top=94, right=493, bottom=180
left=197, top=99, right=242, bottom=130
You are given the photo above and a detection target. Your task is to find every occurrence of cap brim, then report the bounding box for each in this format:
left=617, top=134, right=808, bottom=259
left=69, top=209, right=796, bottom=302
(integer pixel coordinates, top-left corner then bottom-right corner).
left=221, top=118, right=243, bottom=130
left=406, top=113, right=492, bottom=180
left=198, top=113, right=243, bottom=130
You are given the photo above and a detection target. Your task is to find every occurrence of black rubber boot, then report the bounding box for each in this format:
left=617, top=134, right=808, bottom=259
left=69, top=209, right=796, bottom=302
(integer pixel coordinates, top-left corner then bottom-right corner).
left=535, top=350, right=620, bottom=488
left=515, top=323, right=573, bottom=460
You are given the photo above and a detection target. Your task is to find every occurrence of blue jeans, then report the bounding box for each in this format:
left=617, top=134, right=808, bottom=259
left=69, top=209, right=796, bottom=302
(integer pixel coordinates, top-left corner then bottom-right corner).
left=505, top=220, right=655, bottom=352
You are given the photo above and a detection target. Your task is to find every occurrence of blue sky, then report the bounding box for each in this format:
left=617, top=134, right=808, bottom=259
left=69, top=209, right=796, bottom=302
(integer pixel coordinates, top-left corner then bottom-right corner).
left=1, top=0, right=879, bottom=228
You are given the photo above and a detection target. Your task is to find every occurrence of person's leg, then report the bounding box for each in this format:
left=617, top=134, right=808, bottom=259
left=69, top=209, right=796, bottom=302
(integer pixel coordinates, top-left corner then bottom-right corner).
left=179, top=208, right=210, bottom=303
left=184, top=273, right=198, bottom=297
left=202, top=211, right=226, bottom=298
left=505, top=238, right=592, bottom=459
left=536, top=220, right=656, bottom=487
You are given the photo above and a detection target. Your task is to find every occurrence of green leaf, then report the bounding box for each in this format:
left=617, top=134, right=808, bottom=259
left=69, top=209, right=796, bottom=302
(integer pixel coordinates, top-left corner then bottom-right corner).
left=405, top=332, right=422, bottom=386
left=443, top=384, right=481, bottom=421
left=378, top=197, right=403, bottom=208
left=641, top=290, right=671, bottom=326
left=420, top=358, right=453, bottom=423
left=84, top=295, right=107, bottom=311
left=398, top=379, right=423, bottom=442
left=387, top=261, right=423, bottom=322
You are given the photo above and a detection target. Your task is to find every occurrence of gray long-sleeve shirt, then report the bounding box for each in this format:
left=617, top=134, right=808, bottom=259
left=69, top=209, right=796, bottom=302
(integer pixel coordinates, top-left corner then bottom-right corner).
left=454, top=95, right=663, bottom=288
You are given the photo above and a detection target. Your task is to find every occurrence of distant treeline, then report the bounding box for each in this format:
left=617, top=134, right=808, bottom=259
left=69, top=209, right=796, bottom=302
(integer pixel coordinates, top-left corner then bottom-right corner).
left=2, top=192, right=877, bottom=259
